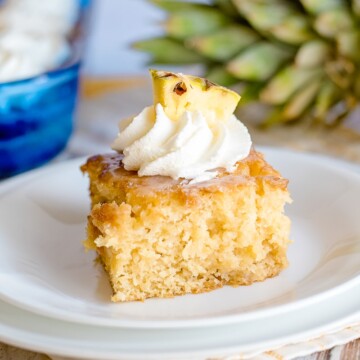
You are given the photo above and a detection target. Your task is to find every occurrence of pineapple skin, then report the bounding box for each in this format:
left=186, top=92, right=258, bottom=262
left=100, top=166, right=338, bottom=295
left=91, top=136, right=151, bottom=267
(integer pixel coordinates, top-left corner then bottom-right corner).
left=150, top=69, right=240, bottom=122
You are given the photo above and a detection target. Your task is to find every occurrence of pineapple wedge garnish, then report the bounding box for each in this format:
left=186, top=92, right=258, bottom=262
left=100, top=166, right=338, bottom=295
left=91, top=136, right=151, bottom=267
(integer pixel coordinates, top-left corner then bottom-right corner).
left=150, top=69, right=240, bottom=122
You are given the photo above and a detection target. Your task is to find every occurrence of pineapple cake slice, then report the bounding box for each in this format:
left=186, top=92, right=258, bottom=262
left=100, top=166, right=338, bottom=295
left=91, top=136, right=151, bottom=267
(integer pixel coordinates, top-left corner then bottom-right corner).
left=81, top=69, right=291, bottom=302
left=150, top=69, right=240, bottom=122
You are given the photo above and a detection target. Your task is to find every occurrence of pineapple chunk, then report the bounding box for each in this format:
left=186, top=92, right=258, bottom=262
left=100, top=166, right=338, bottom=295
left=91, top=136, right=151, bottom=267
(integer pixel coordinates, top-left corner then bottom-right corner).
left=150, top=69, right=240, bottom=122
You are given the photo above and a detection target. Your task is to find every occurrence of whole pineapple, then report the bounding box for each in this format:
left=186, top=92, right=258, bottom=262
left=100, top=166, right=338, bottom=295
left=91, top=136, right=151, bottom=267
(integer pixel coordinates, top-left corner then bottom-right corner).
left=134, top=0, right=360, bottom=126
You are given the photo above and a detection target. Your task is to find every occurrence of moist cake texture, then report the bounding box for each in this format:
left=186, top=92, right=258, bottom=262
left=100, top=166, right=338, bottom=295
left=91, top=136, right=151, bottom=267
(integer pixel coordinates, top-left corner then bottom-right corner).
left=81, top=149, right=291, bottom=302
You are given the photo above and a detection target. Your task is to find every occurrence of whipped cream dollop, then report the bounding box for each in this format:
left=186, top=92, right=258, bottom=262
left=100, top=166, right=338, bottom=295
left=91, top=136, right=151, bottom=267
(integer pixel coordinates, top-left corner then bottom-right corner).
left=112, top=104, right=252, bottom=183
left=0, top=0, right=77, bottom=82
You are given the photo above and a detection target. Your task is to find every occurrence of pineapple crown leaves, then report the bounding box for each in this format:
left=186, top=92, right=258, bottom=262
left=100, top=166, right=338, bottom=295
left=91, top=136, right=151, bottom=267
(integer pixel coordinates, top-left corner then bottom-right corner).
left=134, top=0, right=360, bottom=126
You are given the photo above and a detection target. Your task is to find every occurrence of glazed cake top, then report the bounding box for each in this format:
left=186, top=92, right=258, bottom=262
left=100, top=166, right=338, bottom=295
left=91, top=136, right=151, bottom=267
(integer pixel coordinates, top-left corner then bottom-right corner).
left=81, top=149, right=288, bottom=197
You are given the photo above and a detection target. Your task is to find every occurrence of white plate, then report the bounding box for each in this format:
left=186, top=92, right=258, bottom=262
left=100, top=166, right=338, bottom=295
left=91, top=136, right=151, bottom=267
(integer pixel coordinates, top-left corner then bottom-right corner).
left=0, top=148, right=360, bottom=328
left=0, top=282, right=359, bottom=360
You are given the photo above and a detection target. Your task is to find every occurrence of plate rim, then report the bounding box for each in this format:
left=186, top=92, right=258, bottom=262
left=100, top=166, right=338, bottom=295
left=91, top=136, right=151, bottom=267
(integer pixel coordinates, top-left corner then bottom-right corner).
left=0, top=282, right=359, bottom=359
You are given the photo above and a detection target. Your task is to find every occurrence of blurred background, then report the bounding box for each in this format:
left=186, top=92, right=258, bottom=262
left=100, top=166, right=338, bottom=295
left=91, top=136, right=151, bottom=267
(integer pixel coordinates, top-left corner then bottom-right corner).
left=0, top=0, right=359, bottom=178
left=71, top=0, right=360, bottom=165
left=83, top=0, right=166, bottom=76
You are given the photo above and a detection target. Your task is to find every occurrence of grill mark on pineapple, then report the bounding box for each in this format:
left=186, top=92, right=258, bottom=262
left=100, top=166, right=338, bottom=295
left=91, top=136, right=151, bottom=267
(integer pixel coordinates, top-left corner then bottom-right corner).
left=158, top=71, right=176, bottom=78
left=174, top=81, right=187, bottom=95
left=204, top=79, right=216, bottom=89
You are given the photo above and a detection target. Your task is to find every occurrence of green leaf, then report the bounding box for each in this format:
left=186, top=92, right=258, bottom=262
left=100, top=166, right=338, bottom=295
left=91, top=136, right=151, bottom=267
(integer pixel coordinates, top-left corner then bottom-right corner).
left=214, top=0, right=240, bottom=17
left=151, top=0, right=210, bottom=12
left=133, top=38, right=205, bottom=64
left=283, top=78, right=322, bottom=120
left=227, top=42, right=293, bottom=81
left=355, top=71, right=360, bottom=97
left=352, top=0, right=360, bottom=16
left=261, top=108, right=287, bottom=127
left=269, top=15, right=314, bottom=45
left=314, top=8, right=355, bottom=38
left=314, top=81, right=341, bottom=119
left=186, top=25, right=259, bottom=61
left=232, top=0, right=296, bottom=32
left=165, top=7, right=231, bottom=40
left=205, top=66, right=239, bottom=87
left=300, top=0, right=343, bottom=14
left=295, top=40, right=331, bottom=67
left=260, top=66, right=323, bottom=105
left=336, top=31, right=360, bottom=61
left=239, top=82, right=264, bottom=105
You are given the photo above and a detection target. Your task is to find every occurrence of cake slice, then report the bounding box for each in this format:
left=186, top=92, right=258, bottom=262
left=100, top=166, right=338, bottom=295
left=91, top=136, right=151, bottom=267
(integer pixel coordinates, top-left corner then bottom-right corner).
left=81, top=150, right=291, bottom=302
left=81, top=70, right=291, bottom=302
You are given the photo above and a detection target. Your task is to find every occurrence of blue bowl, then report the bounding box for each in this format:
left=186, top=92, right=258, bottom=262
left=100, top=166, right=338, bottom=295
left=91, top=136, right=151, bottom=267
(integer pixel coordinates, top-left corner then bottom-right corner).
left=0, top=1, right=91, bottom=179
left=0, top=60, right=80, bottom=178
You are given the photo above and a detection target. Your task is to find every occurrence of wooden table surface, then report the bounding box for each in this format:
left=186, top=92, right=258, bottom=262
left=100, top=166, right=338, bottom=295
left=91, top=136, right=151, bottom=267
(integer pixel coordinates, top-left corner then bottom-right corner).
left=1, top=77, right=359, bottom=360
left=1, top=340, right=360, bottom=359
